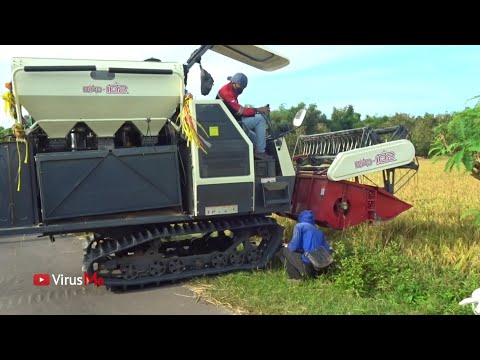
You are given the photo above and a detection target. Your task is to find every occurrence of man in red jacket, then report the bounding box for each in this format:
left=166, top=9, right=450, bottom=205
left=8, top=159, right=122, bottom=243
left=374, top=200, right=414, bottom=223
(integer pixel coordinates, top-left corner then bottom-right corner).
left=217, top=73, right=272, bottom=160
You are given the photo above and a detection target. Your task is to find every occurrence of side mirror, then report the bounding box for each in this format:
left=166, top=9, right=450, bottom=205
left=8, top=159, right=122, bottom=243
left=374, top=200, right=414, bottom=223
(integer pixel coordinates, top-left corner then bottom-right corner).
left=293, top=108, right=306, bottom=127
left=269, top=108, right=307, bottom=142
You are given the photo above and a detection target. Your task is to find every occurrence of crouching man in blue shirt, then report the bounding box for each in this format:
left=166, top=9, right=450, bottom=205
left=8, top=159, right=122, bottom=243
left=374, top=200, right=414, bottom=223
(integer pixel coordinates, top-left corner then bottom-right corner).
left=277, top=210, right=332, bottom=280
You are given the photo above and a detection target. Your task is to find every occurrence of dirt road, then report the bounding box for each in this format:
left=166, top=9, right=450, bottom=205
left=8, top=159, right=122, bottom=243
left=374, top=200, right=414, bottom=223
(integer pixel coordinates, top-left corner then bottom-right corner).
left=0, top=234, right=232, bottom=315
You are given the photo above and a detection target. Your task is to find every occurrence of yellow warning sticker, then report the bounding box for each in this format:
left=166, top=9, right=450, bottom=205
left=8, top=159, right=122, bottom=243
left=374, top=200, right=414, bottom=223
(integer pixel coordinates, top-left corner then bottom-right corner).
left=209, top=126, right=219, bottom=137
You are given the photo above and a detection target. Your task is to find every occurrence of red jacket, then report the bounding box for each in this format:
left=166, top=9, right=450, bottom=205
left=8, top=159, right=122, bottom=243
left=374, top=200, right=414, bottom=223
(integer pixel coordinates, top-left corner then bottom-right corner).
left=217, top=83, right=256, bottom=119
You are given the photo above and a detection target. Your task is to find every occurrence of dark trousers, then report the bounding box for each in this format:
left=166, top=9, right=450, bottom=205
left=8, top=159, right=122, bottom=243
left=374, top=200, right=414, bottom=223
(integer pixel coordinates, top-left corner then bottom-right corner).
left=277, top=247, right=316, bottom=280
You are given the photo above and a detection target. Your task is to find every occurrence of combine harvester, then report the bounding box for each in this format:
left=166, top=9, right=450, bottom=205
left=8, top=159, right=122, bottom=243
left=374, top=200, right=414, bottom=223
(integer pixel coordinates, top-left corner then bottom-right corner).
left=0, top=45, right=418, bottom=289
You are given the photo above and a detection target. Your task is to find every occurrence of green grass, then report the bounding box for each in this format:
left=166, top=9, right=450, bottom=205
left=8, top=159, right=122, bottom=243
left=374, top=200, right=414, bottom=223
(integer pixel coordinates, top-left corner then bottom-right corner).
left=188, top=159, right=480, bottom=315
left=189, top=270, right=421, bottom=315
left=189, top=248, right=477, bottom=315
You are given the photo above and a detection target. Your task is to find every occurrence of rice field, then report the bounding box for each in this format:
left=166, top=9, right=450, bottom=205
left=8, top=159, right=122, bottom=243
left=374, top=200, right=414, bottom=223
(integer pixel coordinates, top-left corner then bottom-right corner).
left=189, top=158, right=480, bottom=314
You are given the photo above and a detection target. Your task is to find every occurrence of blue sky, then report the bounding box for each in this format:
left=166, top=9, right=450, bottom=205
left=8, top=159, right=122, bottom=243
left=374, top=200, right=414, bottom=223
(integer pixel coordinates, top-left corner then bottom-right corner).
left=1, top=45, right=479, bottom=128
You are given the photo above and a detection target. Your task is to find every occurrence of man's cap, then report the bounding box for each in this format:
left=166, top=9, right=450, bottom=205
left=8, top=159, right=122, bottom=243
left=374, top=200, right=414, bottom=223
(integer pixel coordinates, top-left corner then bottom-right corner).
left=227, top=73, right=248, bottom=88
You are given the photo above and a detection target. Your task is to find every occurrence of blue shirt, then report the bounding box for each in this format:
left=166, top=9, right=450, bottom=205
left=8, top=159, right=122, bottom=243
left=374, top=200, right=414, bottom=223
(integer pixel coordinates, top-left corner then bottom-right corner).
left=288, top=211, right=330, bottom=263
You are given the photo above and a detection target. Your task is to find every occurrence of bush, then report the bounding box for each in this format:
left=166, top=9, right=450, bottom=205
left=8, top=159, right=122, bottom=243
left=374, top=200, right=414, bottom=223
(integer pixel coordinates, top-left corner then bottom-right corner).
left=329, top=240, right=477, bottom=312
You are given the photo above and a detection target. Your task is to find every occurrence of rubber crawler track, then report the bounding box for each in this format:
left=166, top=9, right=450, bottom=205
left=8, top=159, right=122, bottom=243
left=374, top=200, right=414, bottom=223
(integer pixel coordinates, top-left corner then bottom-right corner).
left=83, top=215, right=283, bottom=289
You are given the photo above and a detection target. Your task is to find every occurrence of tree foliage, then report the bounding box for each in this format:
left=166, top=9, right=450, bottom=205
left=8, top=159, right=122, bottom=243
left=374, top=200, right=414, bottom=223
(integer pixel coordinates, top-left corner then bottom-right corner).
left=429, top=103, right=480, bottom=176
left=363, top=115, right=390, bottom=128
left=329, top=105, right=363, bottom=132
left=304, top=103, right=328, bottom=135
left=411, top=113, right=453, bottom=158
left=429, top=99, right=480, bottom=225
left=0, top=126, right=9, bottom=141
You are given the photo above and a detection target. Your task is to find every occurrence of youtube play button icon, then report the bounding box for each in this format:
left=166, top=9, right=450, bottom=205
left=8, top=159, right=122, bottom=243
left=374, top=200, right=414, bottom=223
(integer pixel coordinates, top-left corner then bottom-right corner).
left=33, top=274, right=50, bottom=286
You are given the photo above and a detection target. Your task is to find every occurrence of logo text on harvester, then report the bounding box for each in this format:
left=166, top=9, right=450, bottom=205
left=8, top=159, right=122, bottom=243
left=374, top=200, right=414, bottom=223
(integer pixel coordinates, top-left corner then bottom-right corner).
left=33, top=272, right=104, bottom=287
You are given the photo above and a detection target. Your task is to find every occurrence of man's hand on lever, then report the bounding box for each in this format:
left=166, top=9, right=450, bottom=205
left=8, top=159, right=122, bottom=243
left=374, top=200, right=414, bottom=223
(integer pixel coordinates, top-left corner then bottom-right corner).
left=256, top=104, right=270, bottom=114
